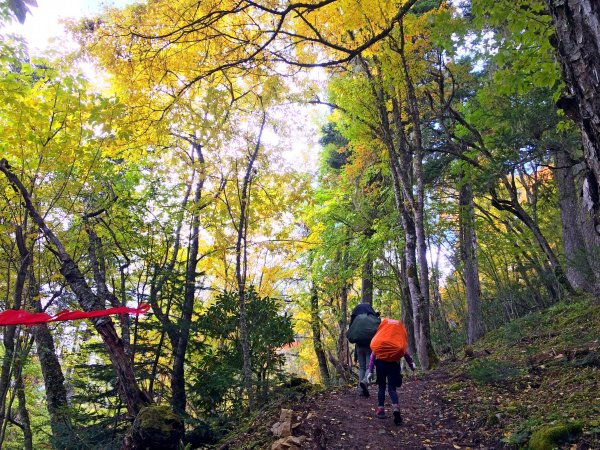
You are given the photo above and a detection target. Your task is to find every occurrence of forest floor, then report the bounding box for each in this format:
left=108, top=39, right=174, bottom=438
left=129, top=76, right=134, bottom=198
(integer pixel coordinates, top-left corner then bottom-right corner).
left=216, top=298, right=600, bottom=450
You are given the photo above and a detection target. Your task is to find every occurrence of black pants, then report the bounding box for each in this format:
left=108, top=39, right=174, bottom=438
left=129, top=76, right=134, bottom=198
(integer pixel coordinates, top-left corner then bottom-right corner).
left=375, top=360, right=402, bottom=407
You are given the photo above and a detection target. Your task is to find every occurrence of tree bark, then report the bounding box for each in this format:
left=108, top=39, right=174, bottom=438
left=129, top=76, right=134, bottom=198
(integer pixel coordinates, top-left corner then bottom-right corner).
left=309, top=285, right=330, bottom=384
left=430, top=245, right=452, bottom=350
left=546, top=0, right=600, bottom=245
left=15, top=370, right=33, bottom=450
left=553, top=146, right=595, bottom=292
left=361, top=253, right=374, bottom=305
left=399, top=252, right=417, bottom=357
left=574, top=162, right=600, bottom=291
left=459, top=179, right=484, bottom=344
left=337, top=284, right=351, bottom=372
left=31, top=319, right=71, bottom=446
left=26, top=268, right=71, bottom=446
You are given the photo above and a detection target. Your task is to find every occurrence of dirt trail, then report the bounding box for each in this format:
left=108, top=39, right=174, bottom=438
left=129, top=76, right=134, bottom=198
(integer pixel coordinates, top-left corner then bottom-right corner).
left=292, top=370, right=505, bottom=450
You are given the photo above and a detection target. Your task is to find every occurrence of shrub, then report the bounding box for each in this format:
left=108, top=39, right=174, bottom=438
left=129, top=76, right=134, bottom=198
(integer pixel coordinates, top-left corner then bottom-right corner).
left=467, top=359, right=521, bottom=384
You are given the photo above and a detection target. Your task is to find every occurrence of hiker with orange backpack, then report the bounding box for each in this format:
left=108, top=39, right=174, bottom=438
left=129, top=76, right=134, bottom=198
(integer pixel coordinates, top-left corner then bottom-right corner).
left=362, top=318, right=415, bottom=425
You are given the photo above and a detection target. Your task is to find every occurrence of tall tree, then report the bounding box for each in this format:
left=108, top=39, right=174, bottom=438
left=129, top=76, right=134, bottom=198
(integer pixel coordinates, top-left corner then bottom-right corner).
left=458, top=175, right=484, bottom=344
left=234, top=108, right=267, bottom=409
left=545, top=0, right=600, bottom=257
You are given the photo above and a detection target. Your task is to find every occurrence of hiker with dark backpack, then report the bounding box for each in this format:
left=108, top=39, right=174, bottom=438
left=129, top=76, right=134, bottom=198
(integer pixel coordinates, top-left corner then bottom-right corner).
left=347, top=303, right=380, bottom=397
left=364, top=318, right=416, bottom=425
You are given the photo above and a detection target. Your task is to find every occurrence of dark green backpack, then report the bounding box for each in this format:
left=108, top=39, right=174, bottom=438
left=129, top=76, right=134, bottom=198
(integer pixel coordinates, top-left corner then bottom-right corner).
left=347, top=313, right=381, bottom=347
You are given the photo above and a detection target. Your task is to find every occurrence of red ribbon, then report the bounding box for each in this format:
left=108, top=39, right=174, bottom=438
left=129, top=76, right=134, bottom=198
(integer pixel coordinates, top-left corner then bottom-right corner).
left=0, top=304, right=151, bottom=326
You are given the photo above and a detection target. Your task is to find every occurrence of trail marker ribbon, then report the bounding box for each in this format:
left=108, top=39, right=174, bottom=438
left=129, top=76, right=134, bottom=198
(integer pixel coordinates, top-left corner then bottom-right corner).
left=0, top=303, right=151, bottom=326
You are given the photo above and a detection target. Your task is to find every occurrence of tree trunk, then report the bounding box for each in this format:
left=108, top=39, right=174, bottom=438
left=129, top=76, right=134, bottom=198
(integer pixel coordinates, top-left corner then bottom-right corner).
left=399, top=253, right=417, bottom=357
left=546, top=0, right=600, bottom=247
left=574, top=162, right=600, bottom=291
left=15, top=370, right=33, bottom=450
left=28, top=278, right=71, bottom=446
left=430, top=245, right=452, bottom=351
left=401, top=209, right=430, bottom=369
left=146, top=172, right=192, bottom=399
left=398, top=20, right=438, bottom=368
left=172, top=141, right=204, bottom=417
left=357, top=49, right=437, bottom=368
left=337, top=284, right=351, bottom=371
left=32, top=320, right=71, bottom=445
left=553, top=146, right=594, bottom=292
left=309, top=285, right=330, bottom=384
left=0, top=226, right=28, bottom=435
left=459, top=179, right=484, bottom=344
left=361, top=254, right=374, bottom=305
left=13, top=221, right=72, bottom=447
left=235, top=111, right=266, bottom=408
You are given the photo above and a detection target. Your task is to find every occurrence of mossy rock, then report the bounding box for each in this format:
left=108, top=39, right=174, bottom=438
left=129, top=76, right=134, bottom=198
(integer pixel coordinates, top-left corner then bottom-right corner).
left=129, top=405, right=184, bottom=450
left=528, top=422, right=582, bottom=450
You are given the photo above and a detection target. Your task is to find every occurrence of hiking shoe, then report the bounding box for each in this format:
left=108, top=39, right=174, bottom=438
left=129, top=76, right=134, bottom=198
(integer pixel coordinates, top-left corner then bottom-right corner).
left=359, top=381, right=369, bottom=398
left=393, top=410, right=402, bottom=425
left=376, top=407, right=385, bottom=419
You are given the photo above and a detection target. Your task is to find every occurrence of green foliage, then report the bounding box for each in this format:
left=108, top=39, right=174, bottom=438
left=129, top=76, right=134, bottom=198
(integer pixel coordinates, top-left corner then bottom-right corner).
left=319, top=123, right=351, bottom=170
left=471, top=0, right=562, bottom=97
left=190, top=287, right=294, bottom=415
left=411, top=0, right=443, bottom=15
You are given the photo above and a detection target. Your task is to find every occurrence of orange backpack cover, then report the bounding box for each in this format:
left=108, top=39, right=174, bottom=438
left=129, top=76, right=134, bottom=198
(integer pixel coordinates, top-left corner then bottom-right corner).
left=370, top=318, right=408, bottom=362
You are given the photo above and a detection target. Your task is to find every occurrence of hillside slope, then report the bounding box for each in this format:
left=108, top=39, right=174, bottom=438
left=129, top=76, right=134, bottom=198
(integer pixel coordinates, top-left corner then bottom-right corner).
left=216, top=298, right=600, bottom=449
left=442, top=298, right=600, bottom=449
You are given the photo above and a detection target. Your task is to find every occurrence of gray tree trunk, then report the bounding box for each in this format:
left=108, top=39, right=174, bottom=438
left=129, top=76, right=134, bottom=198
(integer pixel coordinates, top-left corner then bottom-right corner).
left=459, top=180, right=484, bottom=344
left=29, top=278, right=71, bottom=446
left=547, top=0, right=600, bottom=251
left=575, top=162, right=600, bottom=291
left=400, top=252, right=417, bottom=357
left=358, top=54, right=435, bottom=369
left=398, top=27, right=436, bottom=367
left=16, top=370, right=32, bottom=450
left=553, top=146, right=594, bottom=292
